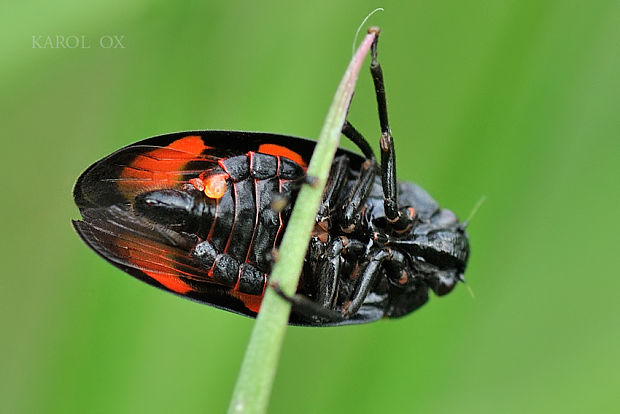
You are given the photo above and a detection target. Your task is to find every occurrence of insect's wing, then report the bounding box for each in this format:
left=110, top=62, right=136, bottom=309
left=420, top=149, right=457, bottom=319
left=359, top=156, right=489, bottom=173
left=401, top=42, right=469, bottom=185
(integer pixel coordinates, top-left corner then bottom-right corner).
left=73, top=204, right=262, bottom=316
left=73, top=131, right=315, bottom=316
left=75, top=134, right=217, bottom=210
left=73, top=130, right=362, bottom=321
left=74, top=130, right=318, bottom=210
left=74, top=205, right=202, bottom=292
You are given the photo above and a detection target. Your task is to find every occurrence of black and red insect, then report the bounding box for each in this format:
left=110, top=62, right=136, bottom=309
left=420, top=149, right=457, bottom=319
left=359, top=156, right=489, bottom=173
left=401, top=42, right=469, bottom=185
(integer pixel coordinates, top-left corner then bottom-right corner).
left=73, top=34, right=469, bottom=326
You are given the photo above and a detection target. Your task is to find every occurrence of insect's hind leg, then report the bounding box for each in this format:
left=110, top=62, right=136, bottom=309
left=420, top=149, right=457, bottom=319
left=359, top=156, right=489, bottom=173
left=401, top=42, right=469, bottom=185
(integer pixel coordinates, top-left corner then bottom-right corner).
left=272, top=235, right=367, bottom=324
left=369, top=35, right=415, bottom=233
left=270, top=281, right=346, bottom=324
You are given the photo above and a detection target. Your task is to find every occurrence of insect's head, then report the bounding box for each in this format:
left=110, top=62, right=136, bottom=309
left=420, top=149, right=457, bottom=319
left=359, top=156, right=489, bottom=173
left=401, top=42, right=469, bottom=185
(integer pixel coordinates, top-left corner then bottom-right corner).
left=392, top=207, right=469, bottom=297
left=387, top=181, right=471, bottom=299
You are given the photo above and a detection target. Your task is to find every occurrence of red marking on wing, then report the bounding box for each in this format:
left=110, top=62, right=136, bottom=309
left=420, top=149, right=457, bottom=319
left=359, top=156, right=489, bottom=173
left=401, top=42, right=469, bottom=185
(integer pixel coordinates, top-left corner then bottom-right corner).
left=258, top=143, right=307, bottom=169
left=142, top=270, right=192, bottom=294
left=230, top=291, right=263, bottom=313
left=169, top=135, right=211, bottom=153
left=119, top=135, right=212, bottom=193
left=73, top=206, right=225, bottom=296
left=119, top=237, right=194, bottom=295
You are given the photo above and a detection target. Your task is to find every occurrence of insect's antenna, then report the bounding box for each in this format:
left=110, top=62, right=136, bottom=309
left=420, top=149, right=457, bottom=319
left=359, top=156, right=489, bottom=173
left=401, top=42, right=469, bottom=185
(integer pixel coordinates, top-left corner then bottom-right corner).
left=457, top=272, right=476, bottom=299
left=352, top=8, right=385, bottom=56
left=462, top=195, right=487, bottom=229
left=465, top=283, right=476, bottom=300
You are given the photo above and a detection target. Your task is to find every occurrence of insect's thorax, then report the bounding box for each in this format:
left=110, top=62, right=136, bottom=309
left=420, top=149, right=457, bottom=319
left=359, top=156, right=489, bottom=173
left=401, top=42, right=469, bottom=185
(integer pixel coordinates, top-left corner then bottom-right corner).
left=303, top=175, right=470, bottom=314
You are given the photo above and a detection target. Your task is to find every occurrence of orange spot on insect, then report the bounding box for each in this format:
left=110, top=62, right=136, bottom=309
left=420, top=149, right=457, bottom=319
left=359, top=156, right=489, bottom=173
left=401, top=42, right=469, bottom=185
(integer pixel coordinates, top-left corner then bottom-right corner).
left=407, top=207, right=416, bottom=219
left=203, top=174, right=228, bottom=199
left=312, top=219, right=329, bottom=243
left=258, top=143, right=307, bottom=168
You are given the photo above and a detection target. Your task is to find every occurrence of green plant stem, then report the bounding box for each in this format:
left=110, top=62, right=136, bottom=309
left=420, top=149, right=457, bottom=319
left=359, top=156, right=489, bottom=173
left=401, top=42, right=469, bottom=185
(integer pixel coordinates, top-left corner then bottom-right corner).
left=227, top=29, right=378, bottom=414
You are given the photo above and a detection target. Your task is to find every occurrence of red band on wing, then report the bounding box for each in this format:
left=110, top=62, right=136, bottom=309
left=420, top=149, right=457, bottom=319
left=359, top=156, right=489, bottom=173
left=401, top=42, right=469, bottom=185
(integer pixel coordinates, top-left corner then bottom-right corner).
left=230, top=291, right=263, bottom=313
left=142, top=270, right=192, bottom=294
left=167, top=135, right=209, bottom=153
left=117, top=235, right=197, bottom=294
left=258, top=143, right=307, bottom=169
left=119, top=135, right=211, bottom=193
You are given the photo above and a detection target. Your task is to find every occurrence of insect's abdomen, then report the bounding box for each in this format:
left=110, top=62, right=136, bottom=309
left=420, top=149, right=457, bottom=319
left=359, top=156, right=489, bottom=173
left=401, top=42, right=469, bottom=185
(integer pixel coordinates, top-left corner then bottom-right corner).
left=136, top=151, right=305, bottom=296
left=204, top=152, right=304, bottom=269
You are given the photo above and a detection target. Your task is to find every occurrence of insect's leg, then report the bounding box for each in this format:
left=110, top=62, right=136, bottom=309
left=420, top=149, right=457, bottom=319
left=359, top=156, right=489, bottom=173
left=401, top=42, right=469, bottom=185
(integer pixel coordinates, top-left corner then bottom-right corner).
left=270, top=236, right=368, bottom=324
left=315, top=235, right=367, bottom=308
left=342, top=248, right=410, bottom=318
left=272, top=153, right=348, bottom=216
left=342, top=120, right=375, bottom=160
left=369, top=35, right=415, bottom=233
left=382, top=249, right=409, bottom=284
left=270, top=281, right=346, bottom=324
left=314, top=237, right=343, bottom=308
left=339, top=159, right=377, bottom=234
left=342, top=248, right=391, bottom=317
left=274, top=236, right=345, bottom=323
left=317, top=155, right=350, bottom=221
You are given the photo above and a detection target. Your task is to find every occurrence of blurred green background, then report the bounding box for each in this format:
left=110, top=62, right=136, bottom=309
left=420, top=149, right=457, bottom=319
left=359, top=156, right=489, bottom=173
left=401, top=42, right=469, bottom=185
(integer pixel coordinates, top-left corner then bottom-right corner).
left=2, top=1, right=619, bottom=413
